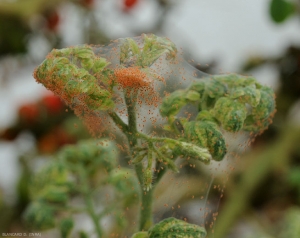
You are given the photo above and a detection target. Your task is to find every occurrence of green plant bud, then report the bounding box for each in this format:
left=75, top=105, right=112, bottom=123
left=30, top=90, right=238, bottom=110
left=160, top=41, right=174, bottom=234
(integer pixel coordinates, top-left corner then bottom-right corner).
left=75, top=46, right=95, bottom=59
left=185, top=90, right=200, bottom=101
left=243, top=87, right=275, bottom=132
left=242, top=115, right=270, bottom=132
left=131, top=232, right=149, bottom=238
left=34, top=47, right=113, bottom=113
left=138, top=34, right=177, bottom=66
left=80, top=58, right=94, bottom=71
left=214, top=74, right=259, bottom=89
left=213, top=97, right=247, bottom=132
left=35, top=58, right=54, bottom=80
left=83, top=95, right=115, bottom=111
left=60, top=140, right=118, bottom=172
left=92, top=57, right=110, bottom=73
left=34, top=162, right=69, bottom=187
left=79, top=79, right=96, bottom=93
left=196, top=110, right=218, bottom=123
left=79, top=231, right=89, bottom=238
left=184, top=121, right=227, bottom=161
left=39, top=185, right=69, bottom=204
left=132, top=153, right=146, bottom=164
left=23, top=201, right=55, bottom=230
left=53, top=57, right=70, bottom=65
left=107, top=168, right=140, bottom=206
left=251, top=87, right=276, bottom=121
left=65, top=80, right=81, bottom=97
left=148, top=217, right=207, bottom=238
left=59, top=218, right=74, bottom=238
left=143, top=168, right=153, bottom=191
left=213, top=74, right=243, bottom=87
left=205, top=78, right=227, bottom=98
left=160, top=90, right=187, bottom=117
left=171, top=140, right=212, bottom=164
left=90, top=87, right=111, bottom=101
left=189, top=81, right=205, bottom=94
left=29, top=162, right=72, bottom=201
left=120, top=38, right=140, bottom=65
left=52, top=48, right=72, bottom=57
left=162, top=157, right=179, bottom=173
left=231, top=86, right=261, bottom=107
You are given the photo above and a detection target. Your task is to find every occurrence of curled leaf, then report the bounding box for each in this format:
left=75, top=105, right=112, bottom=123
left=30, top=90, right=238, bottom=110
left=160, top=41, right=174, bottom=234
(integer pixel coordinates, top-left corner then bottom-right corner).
left=213, top=97, right=247, bottom=132
left=184, top=121, right=227, bottom=161
left=170, top=140, right=212, bottom=164
left=160, top=90, right=187, bottom=117
left=23, top=201, right=56, bottom=230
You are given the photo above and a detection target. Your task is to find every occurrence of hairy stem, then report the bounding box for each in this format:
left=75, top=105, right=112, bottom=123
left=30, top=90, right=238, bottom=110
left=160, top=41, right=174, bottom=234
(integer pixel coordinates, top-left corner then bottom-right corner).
left=124, top=90, right=153, bottom=231
left=108, top=110, right=129, bottom=134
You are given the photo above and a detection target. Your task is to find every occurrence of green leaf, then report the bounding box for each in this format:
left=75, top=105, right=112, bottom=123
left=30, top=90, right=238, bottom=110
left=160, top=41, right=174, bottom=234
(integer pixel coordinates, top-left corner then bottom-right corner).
left=138, top=34, right=177, bottom=66
left=184, top=121, right=227, bottom=161
left=80, top=58, right=94, bottom=70
left=213, top=97, right=247, bottom=132
left=185, top=90, right=201, bottom=101
left=92, top=57, right=110, bottom=73
left=128, top=38, right=140, bottom=55
left=107, top=168, right=140, bottom=206
left=189, top=81, right=205, bottom=94
left=231, top=86, right=261, bottom=107
left=251, top=88, right=276, bottom=121
left=75, top=46, right=94, bottom=59
left=23, top=202, right=56, bottom=230
left=196, top=110, right=218, bottom=123
left=270, top=0, right=295, bottom=23
left=131, top=232, right=148, bottom=238
left=160, top=90, right=187, bottom=117
left=60, top=218, right=74, bottom=238
left=59, top=139, right=118, bottom=172
left=38, top=185, right=69, bottom=204
left=148, top=217, right=207, bottom=238
left=171, top=140, right=212, bottom=164
left=79, top=231, right=89, bottom=238
left=205, top=78, right=227, bottom=98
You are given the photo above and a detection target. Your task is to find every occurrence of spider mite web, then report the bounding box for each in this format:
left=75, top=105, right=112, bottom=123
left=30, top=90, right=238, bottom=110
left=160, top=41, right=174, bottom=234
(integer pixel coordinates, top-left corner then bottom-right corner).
left=33, top=34, right=274, bottom=237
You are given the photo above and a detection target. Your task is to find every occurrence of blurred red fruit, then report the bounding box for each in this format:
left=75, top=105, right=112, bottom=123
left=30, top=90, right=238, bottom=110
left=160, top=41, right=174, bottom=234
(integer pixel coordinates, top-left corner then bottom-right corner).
left=46, top=10, right=60, bottom=31
left=42, top=94, right=64, bottom=114
left=38, top=127, right=75, bottom=154
left=18, top=104, right=39, bottom=123
left=80, top=0, right=94, bottom=7
left=124, top=0, right=138, bottom=9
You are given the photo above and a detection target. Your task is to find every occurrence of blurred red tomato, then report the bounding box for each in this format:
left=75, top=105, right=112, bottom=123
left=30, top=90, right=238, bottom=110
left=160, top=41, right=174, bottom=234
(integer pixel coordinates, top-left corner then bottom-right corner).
left=80, top=0, right=94, bottom=7
left=124, top=0, right=138, bottom=9
left=46, top=10, right=60, bottom=31
left=38, top=127, right=75, bottom=154
left=18, top=104, right=39, bottom=123
left=42, top=94, right=64, bottom=114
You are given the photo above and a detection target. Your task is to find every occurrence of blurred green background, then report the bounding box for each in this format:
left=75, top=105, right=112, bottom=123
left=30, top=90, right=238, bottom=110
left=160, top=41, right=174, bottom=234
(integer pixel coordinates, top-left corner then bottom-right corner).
left=0, top=0, right=300, bottom=237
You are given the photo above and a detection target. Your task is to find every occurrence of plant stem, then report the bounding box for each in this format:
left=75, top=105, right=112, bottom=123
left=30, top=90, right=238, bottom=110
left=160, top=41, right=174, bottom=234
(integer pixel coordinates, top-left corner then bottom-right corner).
left=124, top=90, right=154, bottom=231
left=85, top=193, right=103, bottom=238
left=78, top=166, right=103, bottom=238
left=139, top=188, right=154, bottom=231
left=108, top=110, right=129, bottom=134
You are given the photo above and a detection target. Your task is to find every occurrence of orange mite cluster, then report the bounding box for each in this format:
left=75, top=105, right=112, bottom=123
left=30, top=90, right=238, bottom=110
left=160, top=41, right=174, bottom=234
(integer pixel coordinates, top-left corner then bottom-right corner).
left=114, top=67, right=151, bottom=89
